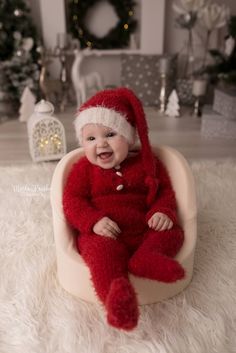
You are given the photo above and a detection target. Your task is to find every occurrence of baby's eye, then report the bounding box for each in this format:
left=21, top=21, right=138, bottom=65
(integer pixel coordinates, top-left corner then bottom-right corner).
left=106, top=131, right=116, bottom=138
left=87, top=136, right=95, bottom=141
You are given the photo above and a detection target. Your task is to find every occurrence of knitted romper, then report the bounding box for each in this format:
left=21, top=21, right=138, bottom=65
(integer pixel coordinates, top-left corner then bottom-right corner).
left=63, top=152, right=184, bottom=305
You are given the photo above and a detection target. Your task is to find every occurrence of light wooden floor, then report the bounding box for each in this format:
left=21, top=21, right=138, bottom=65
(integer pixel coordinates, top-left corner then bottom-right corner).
left=0, top=106, right=235, bottom=165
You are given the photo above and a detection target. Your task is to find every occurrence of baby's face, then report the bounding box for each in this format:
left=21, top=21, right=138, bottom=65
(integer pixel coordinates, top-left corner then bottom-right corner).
left=81, top=124, right=130, bottom=169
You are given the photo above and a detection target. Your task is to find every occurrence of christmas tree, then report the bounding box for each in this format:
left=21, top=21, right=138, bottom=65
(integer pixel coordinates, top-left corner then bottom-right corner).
left=165, top=90, right=180, bottom=117
left=19, top=86, right=36, bottom=122
left=0, top=0, right=40, bottom=108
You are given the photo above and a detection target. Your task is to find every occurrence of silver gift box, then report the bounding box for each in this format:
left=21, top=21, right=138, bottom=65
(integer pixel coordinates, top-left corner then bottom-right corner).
left=120, top=54, right=176, bottom=107
left=201, top=106, right=236, bottom=139
left=213, top=87, right=236, bottom=120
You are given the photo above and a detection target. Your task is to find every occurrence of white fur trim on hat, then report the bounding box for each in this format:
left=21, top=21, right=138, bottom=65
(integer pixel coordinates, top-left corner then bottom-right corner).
left=74, top=107, right=136, bottom=144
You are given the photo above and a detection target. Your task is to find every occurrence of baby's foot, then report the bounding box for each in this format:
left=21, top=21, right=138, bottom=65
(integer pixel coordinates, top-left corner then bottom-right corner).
left=129, top=253, right=185, bottom=283
left=106, top=277, right=139, bottom=330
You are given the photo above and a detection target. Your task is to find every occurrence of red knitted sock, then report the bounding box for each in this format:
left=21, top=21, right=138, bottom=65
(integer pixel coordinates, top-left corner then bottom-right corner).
left=129, top=227, right=185, bottom=283
left=129, top=252, right=185, bottom=283
left=106, top=277, right=139, bottom=331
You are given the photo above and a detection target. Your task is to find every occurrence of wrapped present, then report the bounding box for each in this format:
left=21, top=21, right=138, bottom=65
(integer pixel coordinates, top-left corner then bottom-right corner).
left=201, top=106, right=236, bottom=139
left=120, top=54, right=176, bottom=107
left=213, top=87, right=236, bottom=120
left=27, top=100, right=67, bottom=162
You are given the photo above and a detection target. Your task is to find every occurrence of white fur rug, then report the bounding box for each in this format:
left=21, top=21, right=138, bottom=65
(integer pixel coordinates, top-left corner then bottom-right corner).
left=0, top=159, right=236, bottom=353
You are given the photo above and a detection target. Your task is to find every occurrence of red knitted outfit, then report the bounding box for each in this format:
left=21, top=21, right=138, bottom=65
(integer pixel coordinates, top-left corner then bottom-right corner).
left=63, top=151, right=184, bottom=328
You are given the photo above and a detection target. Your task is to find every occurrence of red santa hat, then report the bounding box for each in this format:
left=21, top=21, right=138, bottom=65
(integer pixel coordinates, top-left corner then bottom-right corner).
left=74, top=87, right=158, bottom=205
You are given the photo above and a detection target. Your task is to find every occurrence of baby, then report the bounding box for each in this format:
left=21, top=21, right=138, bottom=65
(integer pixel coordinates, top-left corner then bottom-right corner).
left=63, top=87, right=184, bottom=330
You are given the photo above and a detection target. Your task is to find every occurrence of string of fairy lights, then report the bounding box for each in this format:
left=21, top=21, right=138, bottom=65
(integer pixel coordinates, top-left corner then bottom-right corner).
left=38, top=134, right=62, bottom=154
left=68, top=0, right=137, bottom=49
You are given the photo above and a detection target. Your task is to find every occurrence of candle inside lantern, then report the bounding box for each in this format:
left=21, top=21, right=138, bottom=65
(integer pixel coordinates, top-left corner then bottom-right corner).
left=192, top=79, right=207, bottom=97
left=159, top=57, right=171, bottom=74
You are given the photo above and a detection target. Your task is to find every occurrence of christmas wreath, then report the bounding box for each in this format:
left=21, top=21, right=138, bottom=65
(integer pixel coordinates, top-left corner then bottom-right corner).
left=68, top=0, right=137, bottom=49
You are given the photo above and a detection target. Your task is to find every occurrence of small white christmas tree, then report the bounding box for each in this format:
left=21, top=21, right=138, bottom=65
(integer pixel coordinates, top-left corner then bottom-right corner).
left=165, top=89, right=180, bottom=117
left=19, top=86, right=36, bottom=122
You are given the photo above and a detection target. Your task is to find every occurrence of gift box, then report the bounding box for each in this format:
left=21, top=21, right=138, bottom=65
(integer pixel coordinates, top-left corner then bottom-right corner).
left=120, top=54, right=176, bottom=107
left=213, top=87, right=236, bottom=120
left=201, top=106, right=236, bottom=139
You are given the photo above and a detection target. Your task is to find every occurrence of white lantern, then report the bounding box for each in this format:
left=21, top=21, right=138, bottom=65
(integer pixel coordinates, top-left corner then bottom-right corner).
left=27, top=100, right=67, bottom=162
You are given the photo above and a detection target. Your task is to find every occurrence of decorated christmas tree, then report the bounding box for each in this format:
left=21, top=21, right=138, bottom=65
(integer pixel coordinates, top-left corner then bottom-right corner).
left=0, top=0, right=40, bottom=109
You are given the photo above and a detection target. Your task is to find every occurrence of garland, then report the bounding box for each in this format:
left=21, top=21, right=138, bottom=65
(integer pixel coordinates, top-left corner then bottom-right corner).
left=68, top=0, right=137, bottom=49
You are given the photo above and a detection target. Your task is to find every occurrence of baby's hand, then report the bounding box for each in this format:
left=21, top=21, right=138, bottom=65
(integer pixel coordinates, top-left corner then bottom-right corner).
left=93, top=217, right=121, bottom=238
left=148, top=212, right=173, bottom=231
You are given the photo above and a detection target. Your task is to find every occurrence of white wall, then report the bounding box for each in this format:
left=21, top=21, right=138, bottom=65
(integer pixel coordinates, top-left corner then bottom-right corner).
left=140, top=0, right=165, bottom=54
left=29, top=0, right=42, bottom=37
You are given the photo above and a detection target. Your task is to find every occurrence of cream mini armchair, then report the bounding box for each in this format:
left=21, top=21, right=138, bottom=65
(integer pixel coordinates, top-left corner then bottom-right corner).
left=50, top=146, right=197, bottom=304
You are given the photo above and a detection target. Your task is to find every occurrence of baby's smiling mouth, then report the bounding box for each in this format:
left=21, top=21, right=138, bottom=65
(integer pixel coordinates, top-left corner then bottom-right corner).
left=97, top=152, right=113, bottom=160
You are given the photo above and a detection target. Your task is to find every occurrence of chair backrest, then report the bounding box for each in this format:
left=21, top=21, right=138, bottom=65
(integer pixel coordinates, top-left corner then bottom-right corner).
left=154, top=146, right=197, bottom=223
left=50, top=146, right=197, bottom=225
left=51, top=148, right=85, bottom=220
